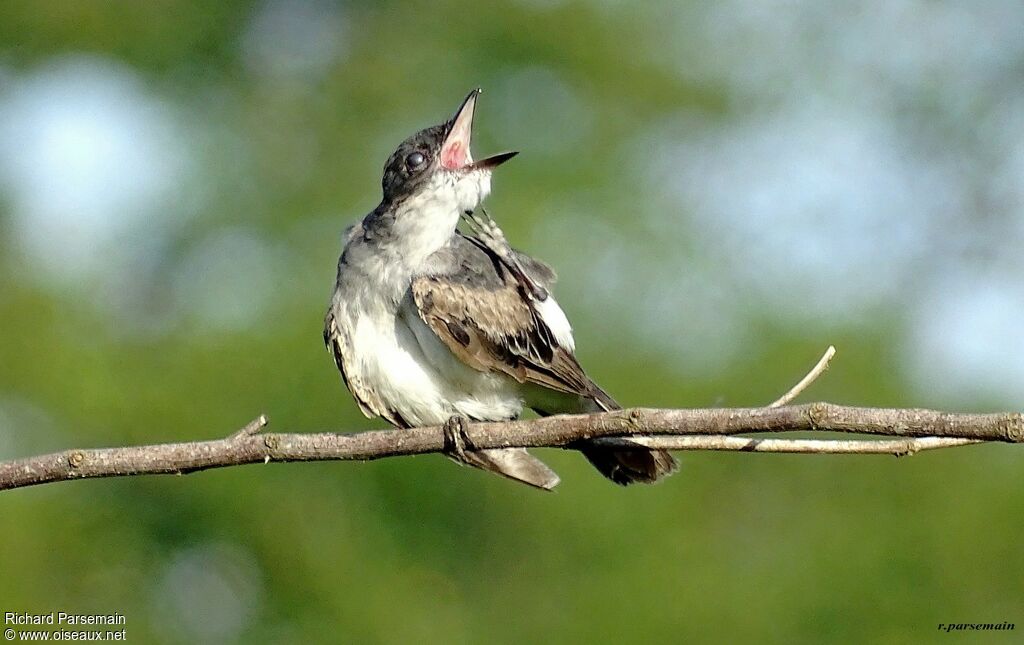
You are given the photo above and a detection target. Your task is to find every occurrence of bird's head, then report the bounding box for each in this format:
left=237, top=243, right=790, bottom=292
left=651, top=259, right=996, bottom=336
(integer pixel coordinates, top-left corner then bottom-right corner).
left=380, top=89, right=517, bottom=212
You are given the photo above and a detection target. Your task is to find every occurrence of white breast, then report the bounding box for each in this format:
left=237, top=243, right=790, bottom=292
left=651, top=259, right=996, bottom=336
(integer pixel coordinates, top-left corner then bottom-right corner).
left=342, top=295, right=524, bottom=426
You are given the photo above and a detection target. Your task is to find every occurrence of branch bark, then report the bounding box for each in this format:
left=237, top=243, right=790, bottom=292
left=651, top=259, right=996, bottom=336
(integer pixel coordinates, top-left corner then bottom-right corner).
left=1, top=402, right=1021, bottom=492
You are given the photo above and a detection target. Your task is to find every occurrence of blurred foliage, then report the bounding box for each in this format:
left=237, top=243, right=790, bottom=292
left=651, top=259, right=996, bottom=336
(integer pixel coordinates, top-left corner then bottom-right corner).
left=1, top=1, right=1023, bottom=643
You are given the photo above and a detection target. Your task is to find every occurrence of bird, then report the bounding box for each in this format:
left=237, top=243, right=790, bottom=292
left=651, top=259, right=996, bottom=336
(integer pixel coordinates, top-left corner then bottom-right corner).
left=324, top=89, right=678, bottom=489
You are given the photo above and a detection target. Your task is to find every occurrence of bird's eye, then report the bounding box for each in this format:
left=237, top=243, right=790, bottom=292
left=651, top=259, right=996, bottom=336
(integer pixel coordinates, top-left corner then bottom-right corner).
left=406, top=152, right=426, bottom=169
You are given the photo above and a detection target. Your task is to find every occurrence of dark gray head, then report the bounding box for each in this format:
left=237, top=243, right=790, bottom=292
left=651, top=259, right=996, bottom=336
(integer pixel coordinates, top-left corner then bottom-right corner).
left=380, top=89, right=518, bottom=205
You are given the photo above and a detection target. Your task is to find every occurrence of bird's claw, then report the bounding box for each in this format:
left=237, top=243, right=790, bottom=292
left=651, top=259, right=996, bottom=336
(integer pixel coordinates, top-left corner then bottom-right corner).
left=442, top=414, right=476, bottom=463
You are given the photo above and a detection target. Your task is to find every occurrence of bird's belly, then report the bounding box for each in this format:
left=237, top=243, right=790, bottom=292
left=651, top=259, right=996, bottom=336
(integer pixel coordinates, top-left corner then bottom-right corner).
left=350, top=307, right=523, bottom=426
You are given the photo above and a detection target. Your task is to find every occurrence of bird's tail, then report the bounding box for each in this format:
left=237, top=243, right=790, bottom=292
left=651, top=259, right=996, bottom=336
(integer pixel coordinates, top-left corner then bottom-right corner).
left=454, top=447, right=561, bottom=491
left=577, top=386, right=679, bottom=485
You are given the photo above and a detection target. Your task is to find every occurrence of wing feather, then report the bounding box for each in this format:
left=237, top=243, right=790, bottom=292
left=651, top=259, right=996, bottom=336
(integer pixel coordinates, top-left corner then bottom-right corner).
left=411, top=241, right=604, bottom=401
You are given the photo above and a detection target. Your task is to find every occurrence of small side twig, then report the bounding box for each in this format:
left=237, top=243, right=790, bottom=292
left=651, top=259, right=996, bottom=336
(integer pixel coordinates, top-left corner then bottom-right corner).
left=229, top=414, right=269, bottom=440
left=757, top=346, right=973, bottom=454
left=769, top=346, right=837, bottom=408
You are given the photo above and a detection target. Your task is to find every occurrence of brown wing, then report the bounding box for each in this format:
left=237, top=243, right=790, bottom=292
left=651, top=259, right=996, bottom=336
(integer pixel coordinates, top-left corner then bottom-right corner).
left=411, top=250, right=610, bottom=405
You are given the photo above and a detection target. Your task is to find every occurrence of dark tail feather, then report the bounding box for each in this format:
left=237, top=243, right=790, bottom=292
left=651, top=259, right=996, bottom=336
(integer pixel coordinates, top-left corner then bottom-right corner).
left=579, top=385, right=679, bottom=486
left=580, top=443, right=679, bottom=486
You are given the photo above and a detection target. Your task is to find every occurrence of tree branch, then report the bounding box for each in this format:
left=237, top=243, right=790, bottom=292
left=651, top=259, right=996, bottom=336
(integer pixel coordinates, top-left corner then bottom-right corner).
left=2, top=347, right=1019, bottom=492
left=2, top=403, right=1021, bottom=492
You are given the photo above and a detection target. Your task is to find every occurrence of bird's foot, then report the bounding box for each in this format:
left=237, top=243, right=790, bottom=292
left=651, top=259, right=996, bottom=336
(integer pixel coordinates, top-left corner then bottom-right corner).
left=442, top=414, right=477, bottom=464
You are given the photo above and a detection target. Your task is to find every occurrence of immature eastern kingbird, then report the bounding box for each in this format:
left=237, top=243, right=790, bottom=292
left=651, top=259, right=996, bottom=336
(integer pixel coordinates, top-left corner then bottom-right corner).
left=324, top=89, right=677, bottom=489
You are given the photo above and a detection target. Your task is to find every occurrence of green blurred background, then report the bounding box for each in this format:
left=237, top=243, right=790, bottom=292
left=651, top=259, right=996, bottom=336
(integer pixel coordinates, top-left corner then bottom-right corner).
left=2, top=1, right=1023, bottom=643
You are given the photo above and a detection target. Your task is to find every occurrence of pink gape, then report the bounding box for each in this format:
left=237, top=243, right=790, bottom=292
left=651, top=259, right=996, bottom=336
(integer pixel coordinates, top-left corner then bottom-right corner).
left=441, top=140, right=468, bottom=170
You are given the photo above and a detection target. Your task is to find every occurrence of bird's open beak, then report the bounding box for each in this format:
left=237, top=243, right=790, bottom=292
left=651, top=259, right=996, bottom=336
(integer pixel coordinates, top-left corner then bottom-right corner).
left=440, top=89, right=518, bottom=172
left=468, top=150, right=518, bottom=170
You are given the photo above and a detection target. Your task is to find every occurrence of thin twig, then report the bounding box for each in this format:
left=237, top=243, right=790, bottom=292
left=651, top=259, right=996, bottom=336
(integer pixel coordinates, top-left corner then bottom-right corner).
left=769, top=345, right=837, bottom=407
left=229, top=414, right=269, bottom=440
left=592, top=435, right=983, bottom=455
left=758, top=346, right=968, bottom=453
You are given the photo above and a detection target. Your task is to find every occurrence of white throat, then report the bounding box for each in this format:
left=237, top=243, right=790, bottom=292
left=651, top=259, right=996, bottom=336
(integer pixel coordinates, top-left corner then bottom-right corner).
left=390, top=170, right=493, bottom=267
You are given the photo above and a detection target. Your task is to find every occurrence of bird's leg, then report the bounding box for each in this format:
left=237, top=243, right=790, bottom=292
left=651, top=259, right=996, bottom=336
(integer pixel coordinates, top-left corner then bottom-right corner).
left=442, top=414, right=477, bottom=464
left=461, top=208, right=549, bottom=302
